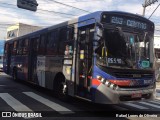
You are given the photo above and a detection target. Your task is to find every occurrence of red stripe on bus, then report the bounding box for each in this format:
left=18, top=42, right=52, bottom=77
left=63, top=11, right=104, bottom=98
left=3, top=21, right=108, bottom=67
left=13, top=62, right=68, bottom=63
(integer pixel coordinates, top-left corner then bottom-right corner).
left=109, top=80, right=131, bottom=86
left=92, top=79, right=101, bottom=86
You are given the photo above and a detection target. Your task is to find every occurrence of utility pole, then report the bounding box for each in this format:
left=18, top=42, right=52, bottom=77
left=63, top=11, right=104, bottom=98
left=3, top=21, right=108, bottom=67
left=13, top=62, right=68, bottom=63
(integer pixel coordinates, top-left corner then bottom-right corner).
left=142, top=0, right=158, bottom=16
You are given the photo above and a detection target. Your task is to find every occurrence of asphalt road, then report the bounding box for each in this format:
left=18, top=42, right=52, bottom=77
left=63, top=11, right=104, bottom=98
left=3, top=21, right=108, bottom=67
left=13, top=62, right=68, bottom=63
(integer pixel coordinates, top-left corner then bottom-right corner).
left=0, top=72, right=160, bottom=120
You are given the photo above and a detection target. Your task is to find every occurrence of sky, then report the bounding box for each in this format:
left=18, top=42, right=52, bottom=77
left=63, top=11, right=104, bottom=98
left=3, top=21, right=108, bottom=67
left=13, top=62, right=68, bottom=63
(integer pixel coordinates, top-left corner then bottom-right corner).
left=0, top=0, right=160, bottom=39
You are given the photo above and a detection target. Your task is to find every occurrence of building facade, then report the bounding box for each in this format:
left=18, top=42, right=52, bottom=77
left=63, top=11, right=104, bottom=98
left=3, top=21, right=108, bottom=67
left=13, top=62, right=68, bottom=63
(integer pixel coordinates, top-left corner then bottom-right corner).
left=6, top=23, right=42, bottom=40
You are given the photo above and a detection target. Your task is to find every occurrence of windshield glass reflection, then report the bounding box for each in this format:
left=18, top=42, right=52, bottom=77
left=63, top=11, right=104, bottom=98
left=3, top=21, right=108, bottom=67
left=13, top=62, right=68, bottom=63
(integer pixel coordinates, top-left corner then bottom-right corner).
left=96, top=28, right=152, bottom=69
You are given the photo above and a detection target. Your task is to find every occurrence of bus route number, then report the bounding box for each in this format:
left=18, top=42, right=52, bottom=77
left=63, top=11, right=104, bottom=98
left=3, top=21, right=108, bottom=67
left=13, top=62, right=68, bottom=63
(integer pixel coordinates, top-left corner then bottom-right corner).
left=111, top=16, right=123, bottom=25
left=108, top=58, right=122, bottom=64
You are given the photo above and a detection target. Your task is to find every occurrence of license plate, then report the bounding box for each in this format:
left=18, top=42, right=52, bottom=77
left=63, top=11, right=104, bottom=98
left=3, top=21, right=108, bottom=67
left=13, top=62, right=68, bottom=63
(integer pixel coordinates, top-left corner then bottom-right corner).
left=131, top=93, right=142, bottom=98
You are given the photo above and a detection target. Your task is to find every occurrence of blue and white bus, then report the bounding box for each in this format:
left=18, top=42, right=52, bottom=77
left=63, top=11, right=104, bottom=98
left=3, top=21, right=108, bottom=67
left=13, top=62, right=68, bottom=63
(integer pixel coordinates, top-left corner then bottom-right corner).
left=3, top=11, right=155, bottom=104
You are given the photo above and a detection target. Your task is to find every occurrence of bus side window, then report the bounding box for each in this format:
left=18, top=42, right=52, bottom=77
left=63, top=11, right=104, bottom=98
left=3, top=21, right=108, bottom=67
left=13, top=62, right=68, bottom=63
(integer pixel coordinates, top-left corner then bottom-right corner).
left=47, top=30, right=58, bottom=55
left=17, top=40, right=23, bottom=55
left=67, top=27, right=74, bottom=41
left=23, top=39, right=28, bottom=55
left=4, top=43, right=9, bottom=55
left=58, top=27, right=67, bottom=55
left=33, top=37, right=39, bottom=52
left=12, top=41, right=17, bottom=55
left=38, top=34, right=46, bottom=55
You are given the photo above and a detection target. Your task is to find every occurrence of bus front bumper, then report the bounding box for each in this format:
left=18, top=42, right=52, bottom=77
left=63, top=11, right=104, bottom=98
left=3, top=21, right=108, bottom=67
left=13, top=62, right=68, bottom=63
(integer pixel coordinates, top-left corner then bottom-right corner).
left=94, top=83, right=155, bottom=104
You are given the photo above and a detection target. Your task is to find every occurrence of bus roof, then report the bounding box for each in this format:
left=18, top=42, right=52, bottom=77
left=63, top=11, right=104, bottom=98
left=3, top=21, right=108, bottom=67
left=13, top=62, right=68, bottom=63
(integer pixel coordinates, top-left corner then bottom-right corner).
left=5, top=11, right=154, bottom=42
left=78, top=11, right=154, bottom=27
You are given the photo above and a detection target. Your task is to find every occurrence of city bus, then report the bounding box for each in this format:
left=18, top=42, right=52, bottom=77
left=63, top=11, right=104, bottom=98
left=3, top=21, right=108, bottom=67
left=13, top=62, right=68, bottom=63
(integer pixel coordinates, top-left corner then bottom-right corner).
left=3, top=11, right=155, bottom=104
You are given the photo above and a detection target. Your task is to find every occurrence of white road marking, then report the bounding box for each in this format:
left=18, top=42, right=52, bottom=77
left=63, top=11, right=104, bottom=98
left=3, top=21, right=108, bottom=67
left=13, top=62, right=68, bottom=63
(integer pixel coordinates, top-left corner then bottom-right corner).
left=149, top=100, right=160, bottom=105
left=139, top=101, right=160, bottom=109
left=0, top=93, right=32, bottom=111
left=23, top=92, right=74, bottom=114
left=124, top=102, right=148, bottom=109
left=113, top=105, right=128, bottom=110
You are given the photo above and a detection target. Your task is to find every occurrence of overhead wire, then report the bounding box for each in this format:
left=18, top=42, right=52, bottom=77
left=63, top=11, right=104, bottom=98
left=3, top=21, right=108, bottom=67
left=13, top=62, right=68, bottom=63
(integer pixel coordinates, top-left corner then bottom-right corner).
left=1, top=14, right=67, bottom=26
left=148, top=3, right=160, bottom=19
left=0, top=1, right=160, bottom=27
left=0, top=3, right=74, bottom=25
left=0, top=1, right=87, bottom=28
left=0, top=2, right=78, bottom=17
left=46, top=0, right=91, bottom=13
left=56, top=0, right=103, bottom=3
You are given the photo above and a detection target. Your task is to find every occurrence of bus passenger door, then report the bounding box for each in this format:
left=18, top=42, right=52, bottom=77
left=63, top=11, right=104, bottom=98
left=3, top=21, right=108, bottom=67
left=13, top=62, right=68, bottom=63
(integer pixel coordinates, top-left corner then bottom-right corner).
left=76, top=27, right=94, bottom=98
left=4, top=43, right=12, bottom=74
left=28, top=37, right=39, bottom=83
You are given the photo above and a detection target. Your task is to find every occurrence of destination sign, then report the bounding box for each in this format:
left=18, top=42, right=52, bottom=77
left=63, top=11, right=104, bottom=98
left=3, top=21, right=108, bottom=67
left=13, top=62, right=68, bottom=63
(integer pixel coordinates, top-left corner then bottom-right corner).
left=110, top=16, right=147, bottom=30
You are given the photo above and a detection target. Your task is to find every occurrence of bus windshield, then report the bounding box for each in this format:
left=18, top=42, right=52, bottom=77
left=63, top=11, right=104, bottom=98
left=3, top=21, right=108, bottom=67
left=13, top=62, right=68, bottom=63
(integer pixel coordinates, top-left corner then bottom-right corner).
left=96, top=28, right=153, bottom=69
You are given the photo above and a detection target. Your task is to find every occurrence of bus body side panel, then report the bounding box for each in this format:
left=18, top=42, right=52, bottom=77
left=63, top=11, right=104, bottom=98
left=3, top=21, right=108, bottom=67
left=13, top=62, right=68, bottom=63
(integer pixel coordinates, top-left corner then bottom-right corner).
left=35, top=21, right=75, bottom=90
left=46, top=56, right=63, bottom=90
left=37, top=56, right=46, bottom=87
left=11, top=55, right=28, bottom=80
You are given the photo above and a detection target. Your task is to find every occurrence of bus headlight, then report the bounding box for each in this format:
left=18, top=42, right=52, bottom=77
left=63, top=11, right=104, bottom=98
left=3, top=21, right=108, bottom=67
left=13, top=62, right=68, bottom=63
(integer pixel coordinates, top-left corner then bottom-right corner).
left=96, top=75, right=106, bottom=83
left=101, top=78, right=105, bottom=83
left=108, top=83, right=118, bottom=90
left=96, top=75, right=102, bottom=80
left=105, top=80, right=109, bottom=85
left=105, top=80, right=118, bottom=90
left=96, top=75, right=118, bottom=90
left=110, top=83, right=114, bottom=89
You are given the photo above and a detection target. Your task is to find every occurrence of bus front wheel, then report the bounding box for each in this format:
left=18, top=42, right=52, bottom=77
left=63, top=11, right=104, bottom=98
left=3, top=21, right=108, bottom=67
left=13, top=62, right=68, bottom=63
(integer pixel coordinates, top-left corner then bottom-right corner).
left=54, top=76, right=69, bottom=101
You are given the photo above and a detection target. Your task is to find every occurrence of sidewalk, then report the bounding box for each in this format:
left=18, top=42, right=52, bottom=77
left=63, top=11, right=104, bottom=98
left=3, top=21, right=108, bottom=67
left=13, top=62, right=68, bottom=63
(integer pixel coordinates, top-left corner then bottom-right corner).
left=156, top=81, right=160, bottom=89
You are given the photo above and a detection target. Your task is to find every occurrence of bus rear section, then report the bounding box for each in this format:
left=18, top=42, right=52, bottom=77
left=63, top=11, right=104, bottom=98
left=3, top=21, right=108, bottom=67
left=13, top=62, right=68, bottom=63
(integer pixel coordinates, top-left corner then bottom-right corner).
left=89, top=12, right=156, bottom=104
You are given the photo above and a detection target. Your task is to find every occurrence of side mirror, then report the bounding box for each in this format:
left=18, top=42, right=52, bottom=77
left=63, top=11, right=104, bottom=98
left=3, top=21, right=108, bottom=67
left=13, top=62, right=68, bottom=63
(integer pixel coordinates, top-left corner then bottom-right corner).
left=96, top=27, right=103, bottom=38
left=96, top=26, right=103, bottom=39
left=96, top=22, right=104, bottom=40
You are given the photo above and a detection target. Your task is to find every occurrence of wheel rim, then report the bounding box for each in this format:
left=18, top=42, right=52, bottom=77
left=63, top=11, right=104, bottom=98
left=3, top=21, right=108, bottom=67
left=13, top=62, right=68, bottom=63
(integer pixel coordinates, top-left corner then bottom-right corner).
left=60, top=82, right=67, bottom=95
left=62, top=84, right=67, bottom=94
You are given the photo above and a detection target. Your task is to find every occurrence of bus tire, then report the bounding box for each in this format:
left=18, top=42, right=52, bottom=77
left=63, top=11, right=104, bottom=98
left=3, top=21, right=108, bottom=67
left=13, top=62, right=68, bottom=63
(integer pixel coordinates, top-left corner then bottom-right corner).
left=12, top=68, right=17, bottom=81
left=54, top=74, right=69, bottom=101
